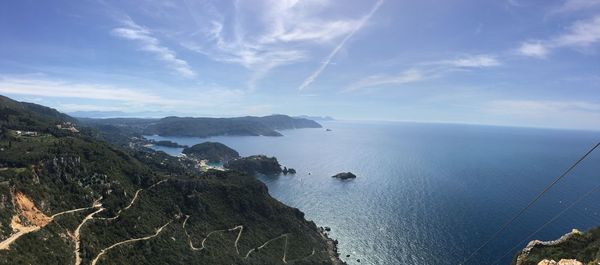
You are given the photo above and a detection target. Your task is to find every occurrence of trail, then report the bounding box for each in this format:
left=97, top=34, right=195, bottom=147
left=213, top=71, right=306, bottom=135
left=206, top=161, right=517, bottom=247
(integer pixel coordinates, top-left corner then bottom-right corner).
left=183, top=215, right=244, bottom=252
left=243, top=234, right=290, bottom=259
left=90, top=220, right=172, bottom=265
left=96, top=179, right=166, bottom=221
left=287, top=249, right=316, bottom=264
left=95, top=189, right=141, bottom=221
left=0, top=220, right=40, bottom=250
left=148, top=179, right=168, bottom=189
left=51, top=207, right=96, bottom=219
left=0, top=194, right=100, bottom=251
left=181, top=217, right=308, bottom=263
left=233, top=225, right=243, bottom=255
left=73, top=207, right=105, bottom=265
left=282, top=233, right=289, bottom=263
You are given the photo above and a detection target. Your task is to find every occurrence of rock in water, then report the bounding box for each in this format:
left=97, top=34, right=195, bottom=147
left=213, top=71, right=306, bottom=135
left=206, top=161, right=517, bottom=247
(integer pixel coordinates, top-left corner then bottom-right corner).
left=332, top=172, right=357, bottom=180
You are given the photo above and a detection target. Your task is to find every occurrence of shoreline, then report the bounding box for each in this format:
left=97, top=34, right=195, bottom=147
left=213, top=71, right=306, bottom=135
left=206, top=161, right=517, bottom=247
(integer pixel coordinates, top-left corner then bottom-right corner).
left=318, top=226, right=348, bottom=265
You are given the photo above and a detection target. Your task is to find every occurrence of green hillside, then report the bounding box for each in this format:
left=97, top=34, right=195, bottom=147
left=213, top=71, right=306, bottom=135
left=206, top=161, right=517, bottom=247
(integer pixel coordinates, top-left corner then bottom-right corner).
left=0, top=96, right=340, bottom=265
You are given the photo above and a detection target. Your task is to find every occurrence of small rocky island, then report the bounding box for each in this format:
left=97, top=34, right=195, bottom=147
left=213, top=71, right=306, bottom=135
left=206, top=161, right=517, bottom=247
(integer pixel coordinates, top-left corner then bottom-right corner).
left=332, top=172, right=357, bottom=180
left=282, top=167, right=296, bottom=175
left=182, top=142, right=240, bottom=163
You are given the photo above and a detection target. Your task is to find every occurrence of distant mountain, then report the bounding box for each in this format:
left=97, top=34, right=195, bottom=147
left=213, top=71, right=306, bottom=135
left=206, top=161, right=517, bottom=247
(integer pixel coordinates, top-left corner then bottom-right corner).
left=0, top=95, right=342, bottom=264
left=79, top=114, right=322, bottom=138
left=68, top=110, right=166, bottom=119
left=295, top=115, right=335, bottom=121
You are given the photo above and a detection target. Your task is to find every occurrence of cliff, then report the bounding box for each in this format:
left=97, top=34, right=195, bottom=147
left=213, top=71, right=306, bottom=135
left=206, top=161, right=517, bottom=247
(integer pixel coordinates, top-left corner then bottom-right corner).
left=514, top=228, right=600, bottom=265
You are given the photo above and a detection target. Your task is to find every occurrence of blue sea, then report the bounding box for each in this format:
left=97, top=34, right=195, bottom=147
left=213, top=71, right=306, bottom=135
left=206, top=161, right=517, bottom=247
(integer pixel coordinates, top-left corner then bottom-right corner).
left=145, top=121, right=600, bottom=265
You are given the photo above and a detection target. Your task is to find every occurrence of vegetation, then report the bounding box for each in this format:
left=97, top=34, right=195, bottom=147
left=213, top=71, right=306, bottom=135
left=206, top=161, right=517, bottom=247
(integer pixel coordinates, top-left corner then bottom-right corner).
left=182, top=142, right=240, bottom=163
left=225, top=155, right=283, bottom=176
left=0, top=95, right=338, bottom=265
left=514, top=228, right=600, bottom=265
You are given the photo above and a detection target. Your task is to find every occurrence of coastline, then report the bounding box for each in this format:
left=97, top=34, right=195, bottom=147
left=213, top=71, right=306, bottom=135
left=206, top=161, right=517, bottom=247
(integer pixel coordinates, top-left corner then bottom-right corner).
left=318, top=226, right=348, bottom=265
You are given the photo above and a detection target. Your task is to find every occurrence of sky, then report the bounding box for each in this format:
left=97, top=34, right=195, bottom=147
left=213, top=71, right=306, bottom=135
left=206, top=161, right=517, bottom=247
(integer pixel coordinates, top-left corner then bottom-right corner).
left=0, top=0, right=599, bottom=130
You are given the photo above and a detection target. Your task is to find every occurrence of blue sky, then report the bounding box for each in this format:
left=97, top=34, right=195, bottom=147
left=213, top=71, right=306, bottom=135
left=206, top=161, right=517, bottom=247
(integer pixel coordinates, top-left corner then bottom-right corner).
left=0, top=0, right=599, bottom=130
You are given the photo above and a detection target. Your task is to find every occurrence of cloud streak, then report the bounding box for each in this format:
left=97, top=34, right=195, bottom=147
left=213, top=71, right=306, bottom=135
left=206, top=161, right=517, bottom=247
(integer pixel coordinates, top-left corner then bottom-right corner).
left=346, top=69, right=423, bottom=92
left=181, top=0, right=372, bottom=90
left=347, top=54, right=499, bottom=91
left=298, top=0, right=385, bottom=91
left=518, top=15, right=600, bottom=58
left=551, top=0, right=600, bottom=14
left=111, top=17, right=196, bottom=78
left=447, top=55, right=500, bottom=68
left=0, top=76, right=243, bottom=110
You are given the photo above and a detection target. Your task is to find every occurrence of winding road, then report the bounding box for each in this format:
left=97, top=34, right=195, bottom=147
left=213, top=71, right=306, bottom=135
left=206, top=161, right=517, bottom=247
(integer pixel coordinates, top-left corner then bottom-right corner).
left=90, top=220, right=173, bottom=265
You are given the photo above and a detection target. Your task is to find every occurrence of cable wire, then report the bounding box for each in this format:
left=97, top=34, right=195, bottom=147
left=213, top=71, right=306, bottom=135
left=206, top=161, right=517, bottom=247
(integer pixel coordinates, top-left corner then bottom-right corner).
left=491, top=180, right=600, bottom=265
left=460, top=141, right=600, bottom=264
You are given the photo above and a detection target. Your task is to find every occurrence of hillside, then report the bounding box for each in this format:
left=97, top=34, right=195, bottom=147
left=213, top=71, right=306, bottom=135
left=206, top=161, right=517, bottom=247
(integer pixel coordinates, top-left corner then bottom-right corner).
left=182, top=142, right=240, bottom=163
left=0, top=96, right=341, bottom=265
left=79, top=115, right=321, bottom=138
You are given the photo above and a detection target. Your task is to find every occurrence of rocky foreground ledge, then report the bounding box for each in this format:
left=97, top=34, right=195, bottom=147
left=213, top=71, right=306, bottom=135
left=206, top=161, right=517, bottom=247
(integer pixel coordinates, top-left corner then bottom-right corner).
left=513, top=228, right=600, bottom=265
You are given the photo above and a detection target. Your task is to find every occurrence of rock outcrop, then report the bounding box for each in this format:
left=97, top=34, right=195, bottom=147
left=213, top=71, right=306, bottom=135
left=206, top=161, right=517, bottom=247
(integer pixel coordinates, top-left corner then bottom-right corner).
left=332, top=172, right=357, bottom=180
left=537, top=259, right=583, bottom=265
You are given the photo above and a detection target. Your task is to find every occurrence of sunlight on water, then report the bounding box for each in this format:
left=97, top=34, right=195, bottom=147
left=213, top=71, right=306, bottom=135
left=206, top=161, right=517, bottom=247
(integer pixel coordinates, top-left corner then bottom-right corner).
left=147, top=121, right=600, bottom=265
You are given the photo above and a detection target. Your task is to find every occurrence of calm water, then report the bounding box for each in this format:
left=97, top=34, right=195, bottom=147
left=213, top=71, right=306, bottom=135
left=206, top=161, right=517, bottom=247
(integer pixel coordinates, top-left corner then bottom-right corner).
left=146, top=121, right=600, bottom=265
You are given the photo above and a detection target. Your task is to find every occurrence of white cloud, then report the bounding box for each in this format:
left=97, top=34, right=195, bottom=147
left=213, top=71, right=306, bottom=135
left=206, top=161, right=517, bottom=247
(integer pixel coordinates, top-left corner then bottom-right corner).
left=111, top=17, right=196, bottom=78
left=447, top=55, right=500, bottom=67
left=552, top=0, right=600, bottom=13
left=298, top=0, right=384, bottom=91
left=346, top=69, right=424, bottom=91
left=346, top=53, right=499, bottom=92
left=0, top=76, right=164, bottom=103
left=518, top=42, right=550, bottom=58
left=517, top=15, right=600, bottom=58
left=57, top=104, right=127, bottom=112
left=181, top=0, right=382, bottom=90
left=0, top=76, right=243, bottom=110
left=554, top=16, right=600, bottom=47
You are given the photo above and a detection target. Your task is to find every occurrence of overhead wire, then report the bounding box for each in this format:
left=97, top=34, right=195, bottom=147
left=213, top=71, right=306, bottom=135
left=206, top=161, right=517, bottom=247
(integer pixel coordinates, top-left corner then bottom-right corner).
left=460, top=142, right=600, bottom=264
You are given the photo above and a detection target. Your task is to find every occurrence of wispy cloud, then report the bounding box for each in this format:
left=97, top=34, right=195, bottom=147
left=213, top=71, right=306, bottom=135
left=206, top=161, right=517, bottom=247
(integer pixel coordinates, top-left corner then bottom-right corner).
left=551, top=0, right=600, bottom=14
left=0, top=75, right=243, bottom=111
left=517, top=41, right=549, bottom=58
left=446, top=54, right=500, bottom=68
left=517, top=15, right=600, bottom=58
left=181, top=0, right=375, bottom=90
left=111, top=17, right=196, bottom=78
left=346, top=69, right=423, bottom=92
left=347, top=54, right=499, bottom=91
left=0, top=76, right=164, bottom=103
left=298, top=0, right=385, bottom=91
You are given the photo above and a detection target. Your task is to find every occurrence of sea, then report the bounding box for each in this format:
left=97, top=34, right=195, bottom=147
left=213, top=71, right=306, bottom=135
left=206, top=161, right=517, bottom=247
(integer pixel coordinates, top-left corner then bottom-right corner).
left=145, top=121, right=600, bottom=265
